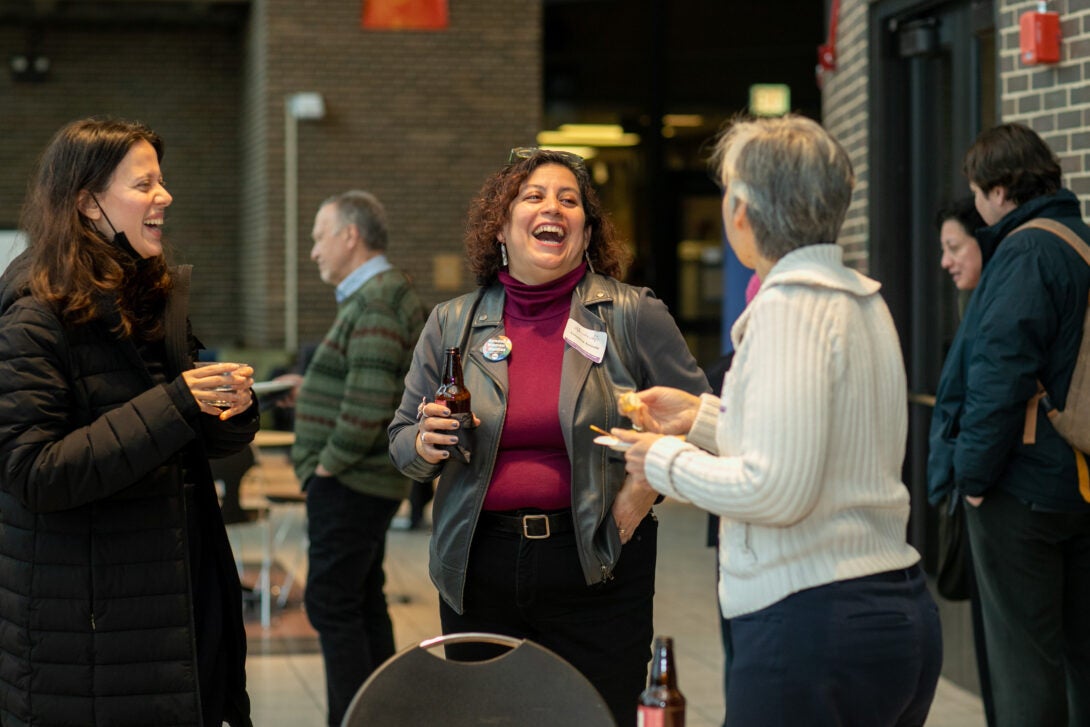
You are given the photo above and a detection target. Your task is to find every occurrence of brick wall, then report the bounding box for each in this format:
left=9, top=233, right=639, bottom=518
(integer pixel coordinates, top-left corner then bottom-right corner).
left=245, top=0, right=543, bottom=350
left=821, top=0, right=872, bottom=273
left=240, top=0, right=275, bottom=346
left=998, top=0, right=1090, bottom=217
left=1, top=0, right=542, bottom=352
left=0, top=22, right=243, bottom=344
left=822, top=0, right=1090, bottom=273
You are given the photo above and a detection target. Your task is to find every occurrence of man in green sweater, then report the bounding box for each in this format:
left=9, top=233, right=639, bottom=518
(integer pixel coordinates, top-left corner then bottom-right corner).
left=291, top=190, right=427, bottom=726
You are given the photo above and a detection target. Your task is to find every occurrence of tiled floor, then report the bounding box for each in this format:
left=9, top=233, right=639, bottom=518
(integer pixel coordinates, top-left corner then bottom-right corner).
left=232, top=458, right=986, bottom=726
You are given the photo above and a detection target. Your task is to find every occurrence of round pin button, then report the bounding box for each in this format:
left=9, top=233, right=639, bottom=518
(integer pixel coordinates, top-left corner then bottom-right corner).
left=482, top=335, right=512, bottom=361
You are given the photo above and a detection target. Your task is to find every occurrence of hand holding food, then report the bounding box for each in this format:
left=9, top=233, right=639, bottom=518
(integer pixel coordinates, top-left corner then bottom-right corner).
left=617, top=390, right=649, bottom=430
left=616, top=387, right=700, bottom=435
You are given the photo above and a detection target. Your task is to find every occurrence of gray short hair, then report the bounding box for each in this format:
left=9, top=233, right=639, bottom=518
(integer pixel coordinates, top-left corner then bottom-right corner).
left=322, top=190, right=389, bottom=252
left=711, top=115, right=854, bottom=262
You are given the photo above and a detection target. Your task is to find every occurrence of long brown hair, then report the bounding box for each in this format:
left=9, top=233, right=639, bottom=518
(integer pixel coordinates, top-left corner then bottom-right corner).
left=20, top=117, right=172, bottom=339
left=464, top=150, right=630, bottom=286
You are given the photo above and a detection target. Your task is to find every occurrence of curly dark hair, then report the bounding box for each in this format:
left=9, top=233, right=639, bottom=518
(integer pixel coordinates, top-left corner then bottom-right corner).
left=962, top=123, right=1062, bottom=206
left=464, top=150, right=630, bottom=286
left=21, top=117, right=172, bottom=340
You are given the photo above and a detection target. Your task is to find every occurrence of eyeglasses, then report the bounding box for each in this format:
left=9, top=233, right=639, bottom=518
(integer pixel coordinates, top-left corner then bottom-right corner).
left=507, top=146, right=586, bottom=168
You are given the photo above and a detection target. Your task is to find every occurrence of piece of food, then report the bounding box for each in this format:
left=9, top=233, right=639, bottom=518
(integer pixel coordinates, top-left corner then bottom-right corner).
left=617, top=390, right=648, bottom=431
left=618, top=391, right=641, bottom=417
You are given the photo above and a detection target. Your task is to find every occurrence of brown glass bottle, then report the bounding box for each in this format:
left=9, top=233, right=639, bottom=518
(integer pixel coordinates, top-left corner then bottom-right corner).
left=435, top=347, right=474, bottom=462
left=637, top=636, right=685, bottom=727
left=436, top=347, right=472, bottom=420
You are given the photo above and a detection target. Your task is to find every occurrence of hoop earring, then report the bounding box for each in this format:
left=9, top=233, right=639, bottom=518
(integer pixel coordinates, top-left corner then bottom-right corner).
left=584, top=249, right=595, bottom=274
left=500, top=242, right=509, bottom=267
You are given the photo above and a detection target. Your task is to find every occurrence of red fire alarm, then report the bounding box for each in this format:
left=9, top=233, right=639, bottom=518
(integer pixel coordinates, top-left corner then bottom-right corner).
left=1020, top=2, right=1061, bottom=65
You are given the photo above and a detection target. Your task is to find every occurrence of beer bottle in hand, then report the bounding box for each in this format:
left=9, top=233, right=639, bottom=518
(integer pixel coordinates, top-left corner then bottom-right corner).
left=637, top=636, right=685, bottom=727
left=435, top=347, right=474, bottom=462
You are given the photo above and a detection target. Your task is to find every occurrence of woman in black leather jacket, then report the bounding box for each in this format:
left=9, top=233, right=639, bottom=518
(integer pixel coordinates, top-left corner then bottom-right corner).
left=0, top=117, right=258, bottom=726
left=388, top=148, right=708, bottom=726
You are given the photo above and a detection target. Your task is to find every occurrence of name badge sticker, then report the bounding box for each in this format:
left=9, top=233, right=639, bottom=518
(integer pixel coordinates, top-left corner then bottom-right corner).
left=563, top=318, right=608, bottom=363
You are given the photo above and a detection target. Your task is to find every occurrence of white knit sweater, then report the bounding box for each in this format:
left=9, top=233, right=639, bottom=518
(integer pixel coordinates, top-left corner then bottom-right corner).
left=645, top=245, right=920, bottom=618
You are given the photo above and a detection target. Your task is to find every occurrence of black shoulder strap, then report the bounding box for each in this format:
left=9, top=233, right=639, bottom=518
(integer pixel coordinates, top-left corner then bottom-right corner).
left=164, top=264, right=192, bottom=377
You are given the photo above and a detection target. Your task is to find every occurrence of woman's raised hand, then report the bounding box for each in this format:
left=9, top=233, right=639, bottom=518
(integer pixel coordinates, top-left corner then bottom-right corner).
left=619, top=386, right=700, bottom=435
left=183, top=362, right=254, bottom=420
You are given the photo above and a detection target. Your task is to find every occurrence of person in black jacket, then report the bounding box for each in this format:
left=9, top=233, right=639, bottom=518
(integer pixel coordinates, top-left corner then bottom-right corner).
left=928, top=123, right=1090, bottom=727
left=0, top=117, right=259, bottom=726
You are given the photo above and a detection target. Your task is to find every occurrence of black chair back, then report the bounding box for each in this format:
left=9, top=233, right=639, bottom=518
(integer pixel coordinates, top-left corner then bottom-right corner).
left=341, top=632, right=616, bottom=727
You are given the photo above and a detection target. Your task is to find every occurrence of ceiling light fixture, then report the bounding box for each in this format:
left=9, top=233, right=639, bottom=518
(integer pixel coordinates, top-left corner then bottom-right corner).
left=537, top=123, right=640, bottom=147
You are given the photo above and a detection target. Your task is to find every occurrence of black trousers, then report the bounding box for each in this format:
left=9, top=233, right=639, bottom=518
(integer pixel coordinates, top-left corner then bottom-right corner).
left=439, top=510, right=658, bottom=727
left=966, top=488, right=1090, bottom=727
left=304, top=476, right=401, bottom=726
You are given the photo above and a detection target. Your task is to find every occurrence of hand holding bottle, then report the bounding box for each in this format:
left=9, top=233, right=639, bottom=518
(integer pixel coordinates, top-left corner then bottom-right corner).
left=416, top=347, right=477, bottom=464
left=416, top=399, right=480, bottom=464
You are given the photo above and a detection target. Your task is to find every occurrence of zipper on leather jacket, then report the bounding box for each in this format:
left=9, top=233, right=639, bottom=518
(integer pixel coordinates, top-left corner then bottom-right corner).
left=594, top=364, right=617, bottom=584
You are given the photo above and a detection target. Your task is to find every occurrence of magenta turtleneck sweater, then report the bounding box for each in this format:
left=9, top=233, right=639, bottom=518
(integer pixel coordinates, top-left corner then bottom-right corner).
left=482, top=265, right=586, bottom=511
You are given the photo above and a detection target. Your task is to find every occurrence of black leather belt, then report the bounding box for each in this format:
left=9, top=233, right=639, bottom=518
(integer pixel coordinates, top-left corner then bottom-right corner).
left=478, top=510, right=574, bottom=539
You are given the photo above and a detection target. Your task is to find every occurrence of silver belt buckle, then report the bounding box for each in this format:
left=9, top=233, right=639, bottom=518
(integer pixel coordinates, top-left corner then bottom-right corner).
left=521, top=514, right=551, bottom=539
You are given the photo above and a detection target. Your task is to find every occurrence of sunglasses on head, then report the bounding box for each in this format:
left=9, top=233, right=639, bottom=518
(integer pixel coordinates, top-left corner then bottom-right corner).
left=507, top=146, right=586, bottom=168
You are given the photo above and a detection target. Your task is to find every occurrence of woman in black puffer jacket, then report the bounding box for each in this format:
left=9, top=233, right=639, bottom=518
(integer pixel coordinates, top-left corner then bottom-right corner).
left=0, top=117, right=258, bottom=726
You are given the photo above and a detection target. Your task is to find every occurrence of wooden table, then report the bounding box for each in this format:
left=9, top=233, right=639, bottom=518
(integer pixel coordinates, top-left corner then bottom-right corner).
left=253, top=430, right=296, bottom=448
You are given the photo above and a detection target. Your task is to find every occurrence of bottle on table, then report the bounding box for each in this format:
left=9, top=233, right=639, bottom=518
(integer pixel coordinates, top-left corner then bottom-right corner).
left=637, top=635, right=686, bottom=727
left=435, top=346, right=474, bottom=462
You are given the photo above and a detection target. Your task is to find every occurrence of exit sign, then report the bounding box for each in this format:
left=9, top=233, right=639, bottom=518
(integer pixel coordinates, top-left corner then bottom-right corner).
left=749, top=84, right=791, bottom=116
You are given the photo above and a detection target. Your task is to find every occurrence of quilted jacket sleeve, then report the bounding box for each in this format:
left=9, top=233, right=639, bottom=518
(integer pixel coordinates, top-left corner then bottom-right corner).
left=0, top=300, right=200, bottom=513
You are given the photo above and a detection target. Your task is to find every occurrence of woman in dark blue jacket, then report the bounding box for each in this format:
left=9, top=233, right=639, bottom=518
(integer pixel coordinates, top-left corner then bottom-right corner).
left=0, top=118, right=259, bottom=726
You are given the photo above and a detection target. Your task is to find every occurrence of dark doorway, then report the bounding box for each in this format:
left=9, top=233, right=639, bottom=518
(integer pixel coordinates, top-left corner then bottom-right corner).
left=543, top=0, right=824, bottom=356
left=869, top=0, right=994, bottom=696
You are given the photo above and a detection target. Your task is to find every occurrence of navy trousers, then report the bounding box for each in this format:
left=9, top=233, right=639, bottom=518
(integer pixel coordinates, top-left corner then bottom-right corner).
left=304, top=475, right=401, bottom=727
left=725, top=564, right=942, bottom=727
left=439, top=510, right=658, bottom=727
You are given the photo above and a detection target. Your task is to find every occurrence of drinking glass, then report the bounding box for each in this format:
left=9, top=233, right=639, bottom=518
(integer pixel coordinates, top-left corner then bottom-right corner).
left=194, top=362, right=250, bottom=409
